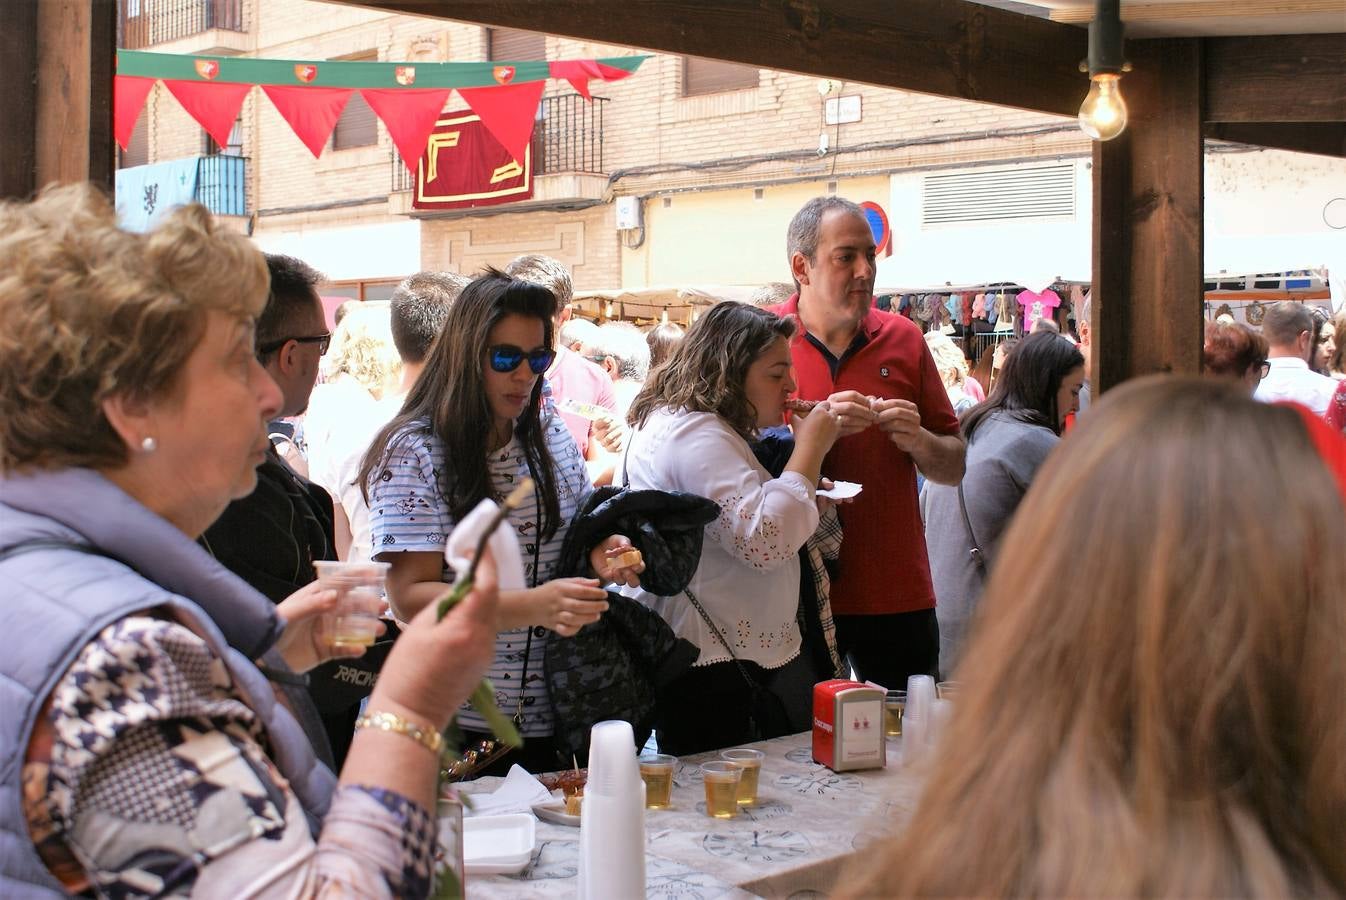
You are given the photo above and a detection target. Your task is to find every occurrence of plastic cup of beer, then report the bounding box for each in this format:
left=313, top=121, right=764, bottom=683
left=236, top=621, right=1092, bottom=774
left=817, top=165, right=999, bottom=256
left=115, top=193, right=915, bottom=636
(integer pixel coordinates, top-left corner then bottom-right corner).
left=720, top=748, right=765, bottom=805
left=313, top=560, right=389, bottom=650
left=638, top=754, right=677, bottom=809
left=936, top=680, right=960, bottom=701
left=699, top=762, right=742, bottom=818
left=884, top=690, right=906, bottom=737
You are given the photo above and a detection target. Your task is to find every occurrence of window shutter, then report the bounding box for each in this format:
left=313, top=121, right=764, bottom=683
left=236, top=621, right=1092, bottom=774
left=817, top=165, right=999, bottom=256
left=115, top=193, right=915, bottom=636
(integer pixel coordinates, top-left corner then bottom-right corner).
left=682, top=58, right=758, bottom=96
left=120, top=113, right=148, bottom=168
left=333, top=93, right=378, bottom=149
left=488, top=28, right=545, bottom=61
left=332, top=51, right=379, bottom=150
left=922, top=164, right=1076, bottom=226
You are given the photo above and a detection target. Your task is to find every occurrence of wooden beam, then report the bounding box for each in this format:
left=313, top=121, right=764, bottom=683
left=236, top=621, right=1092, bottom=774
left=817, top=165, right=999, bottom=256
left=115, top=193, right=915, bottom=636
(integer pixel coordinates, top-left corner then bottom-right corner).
left=0, top=0, right=40, bottom=200
left=330, top=0, right=1089, bottom=117
left=1092, top=38, right=1204, bottom=393
left=1205, top=32, right=1346, bottom=123
left=1206, top=122, right=1346, bottom=158
left=34, top=0, right=116, bottom=191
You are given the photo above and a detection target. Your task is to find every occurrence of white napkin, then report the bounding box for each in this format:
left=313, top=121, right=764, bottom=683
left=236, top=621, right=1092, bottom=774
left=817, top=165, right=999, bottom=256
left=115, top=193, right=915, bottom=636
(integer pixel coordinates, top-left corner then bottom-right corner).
left=463, top=764, right=554, bottom=817
left=818, top=480, right=863, bottom=500
left=445, top=498, right=526, bottom=592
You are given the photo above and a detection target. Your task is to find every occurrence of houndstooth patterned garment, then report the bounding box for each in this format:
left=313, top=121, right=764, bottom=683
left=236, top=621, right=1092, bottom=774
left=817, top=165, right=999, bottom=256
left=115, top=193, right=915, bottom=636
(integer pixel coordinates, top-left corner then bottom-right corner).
left=23, top=615, right=437, bottom=898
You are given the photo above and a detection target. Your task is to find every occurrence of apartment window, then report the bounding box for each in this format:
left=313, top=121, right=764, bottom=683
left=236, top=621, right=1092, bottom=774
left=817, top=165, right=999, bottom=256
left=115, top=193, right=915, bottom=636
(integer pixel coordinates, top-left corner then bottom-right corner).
left=682, top=57, right=758, bottom=96
left=204, top=117, right=244, bottom=156
left=119, top=113, right=149, bottom=168
left=486, top=27, right=545, bottom=61
left=322, top=279, right=399, bottom=301
left=333, top=51, right=379, bottom=150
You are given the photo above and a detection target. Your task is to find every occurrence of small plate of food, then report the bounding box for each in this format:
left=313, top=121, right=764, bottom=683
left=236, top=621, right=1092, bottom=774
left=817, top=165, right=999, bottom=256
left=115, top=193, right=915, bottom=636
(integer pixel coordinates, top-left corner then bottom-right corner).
left=533, top=769, right=587, bottom=827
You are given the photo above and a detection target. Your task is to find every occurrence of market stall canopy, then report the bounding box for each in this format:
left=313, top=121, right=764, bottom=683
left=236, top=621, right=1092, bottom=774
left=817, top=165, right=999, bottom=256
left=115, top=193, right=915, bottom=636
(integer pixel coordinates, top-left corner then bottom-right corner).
left=572, top=285, right=762, bottom=324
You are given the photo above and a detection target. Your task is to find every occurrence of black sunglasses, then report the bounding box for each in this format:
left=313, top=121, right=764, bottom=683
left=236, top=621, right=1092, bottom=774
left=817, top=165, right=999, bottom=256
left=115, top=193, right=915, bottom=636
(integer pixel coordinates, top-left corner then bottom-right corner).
left=488, top=344, right=555, bottom=375
left=258, top=333, right=331, bottom=357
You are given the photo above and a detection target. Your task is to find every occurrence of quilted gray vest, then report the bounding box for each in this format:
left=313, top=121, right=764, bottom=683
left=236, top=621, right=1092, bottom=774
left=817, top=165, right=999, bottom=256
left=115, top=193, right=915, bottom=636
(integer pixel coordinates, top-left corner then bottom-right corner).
left=0, top=469, right=337, bottom=896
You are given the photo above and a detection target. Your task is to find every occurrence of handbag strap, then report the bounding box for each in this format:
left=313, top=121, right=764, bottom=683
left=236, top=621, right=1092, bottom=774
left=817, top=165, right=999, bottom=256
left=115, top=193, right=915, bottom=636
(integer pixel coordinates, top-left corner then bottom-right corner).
left=957, top=482, right=988, bottom=578
left=683, top=586, right=766, bottom=693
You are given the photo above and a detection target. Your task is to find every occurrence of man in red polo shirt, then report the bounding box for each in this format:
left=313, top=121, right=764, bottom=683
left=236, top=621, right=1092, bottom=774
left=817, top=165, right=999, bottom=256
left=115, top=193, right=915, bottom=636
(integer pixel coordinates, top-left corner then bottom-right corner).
left=771, top=197, right=966, bottom=689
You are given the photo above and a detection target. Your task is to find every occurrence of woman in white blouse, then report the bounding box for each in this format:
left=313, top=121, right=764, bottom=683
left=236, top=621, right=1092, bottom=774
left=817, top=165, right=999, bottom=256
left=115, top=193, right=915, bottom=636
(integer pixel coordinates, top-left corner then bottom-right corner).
left=621, top=302, right=842, bottom=754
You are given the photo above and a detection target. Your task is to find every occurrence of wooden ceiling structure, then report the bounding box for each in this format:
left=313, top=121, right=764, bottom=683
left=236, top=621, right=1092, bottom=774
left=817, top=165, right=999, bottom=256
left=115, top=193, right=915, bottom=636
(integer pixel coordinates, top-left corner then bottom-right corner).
left=1, top=0, right=1342, bottom=392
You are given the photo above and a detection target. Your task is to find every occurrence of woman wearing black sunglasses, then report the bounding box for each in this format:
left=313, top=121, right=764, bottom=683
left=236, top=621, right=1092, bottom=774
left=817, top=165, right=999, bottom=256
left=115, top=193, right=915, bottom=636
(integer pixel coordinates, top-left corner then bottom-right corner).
left=360, top=269, right=643, bottom=775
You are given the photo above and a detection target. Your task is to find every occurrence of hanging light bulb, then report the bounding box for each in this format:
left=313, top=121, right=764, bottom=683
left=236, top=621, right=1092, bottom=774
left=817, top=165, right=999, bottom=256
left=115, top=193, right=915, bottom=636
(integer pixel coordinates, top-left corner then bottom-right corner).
left=1079, top=73, right=1128, bottom=141
left=660, top=309, right=669, bottom=325
left=1078, top=0, right=1129, bottom=142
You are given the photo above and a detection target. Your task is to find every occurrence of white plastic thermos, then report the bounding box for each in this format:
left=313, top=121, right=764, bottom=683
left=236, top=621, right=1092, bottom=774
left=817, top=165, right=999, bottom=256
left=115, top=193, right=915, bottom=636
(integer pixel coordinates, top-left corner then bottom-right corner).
left=577, top=720, right=646, bottom=899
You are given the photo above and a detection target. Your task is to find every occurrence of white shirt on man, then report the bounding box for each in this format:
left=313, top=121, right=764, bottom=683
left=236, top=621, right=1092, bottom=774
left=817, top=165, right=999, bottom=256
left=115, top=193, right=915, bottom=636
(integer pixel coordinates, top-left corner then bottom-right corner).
left=1255, top=356, right=1337, bottom=417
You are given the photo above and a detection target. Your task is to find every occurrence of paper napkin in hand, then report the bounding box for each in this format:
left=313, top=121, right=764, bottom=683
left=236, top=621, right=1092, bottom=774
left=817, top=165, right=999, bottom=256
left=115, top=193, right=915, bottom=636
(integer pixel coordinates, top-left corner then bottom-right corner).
left=445, top=498, right=526, bottom=592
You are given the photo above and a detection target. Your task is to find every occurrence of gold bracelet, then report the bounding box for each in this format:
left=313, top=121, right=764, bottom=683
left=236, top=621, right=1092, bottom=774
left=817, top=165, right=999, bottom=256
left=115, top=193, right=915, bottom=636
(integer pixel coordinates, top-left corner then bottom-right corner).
left=355, top=710, right=444, bottom=755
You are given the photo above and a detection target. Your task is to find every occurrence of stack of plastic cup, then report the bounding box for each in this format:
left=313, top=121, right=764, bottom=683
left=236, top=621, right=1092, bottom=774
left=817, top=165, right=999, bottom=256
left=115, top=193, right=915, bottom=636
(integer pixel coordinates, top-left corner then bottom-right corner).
left=578, top=721, right=645, bottom=899
left=903, top=674, right=937, bottom=766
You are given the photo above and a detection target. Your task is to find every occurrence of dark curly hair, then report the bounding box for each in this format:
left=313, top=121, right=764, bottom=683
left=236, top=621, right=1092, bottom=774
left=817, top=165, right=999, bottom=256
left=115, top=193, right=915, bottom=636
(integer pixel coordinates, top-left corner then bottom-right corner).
left=627, top=302, right=796, bottom=442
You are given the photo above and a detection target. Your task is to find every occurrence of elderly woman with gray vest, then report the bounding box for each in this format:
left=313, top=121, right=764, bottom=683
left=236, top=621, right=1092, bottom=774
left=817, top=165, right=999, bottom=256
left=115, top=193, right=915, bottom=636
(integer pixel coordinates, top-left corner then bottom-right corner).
left=0, top=185, right=499, bottom=897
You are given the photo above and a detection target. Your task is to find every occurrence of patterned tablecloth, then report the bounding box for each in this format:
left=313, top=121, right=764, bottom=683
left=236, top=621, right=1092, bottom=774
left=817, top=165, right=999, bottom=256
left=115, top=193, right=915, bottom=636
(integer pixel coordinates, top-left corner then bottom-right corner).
left=461, top=732, right=922, bottom=899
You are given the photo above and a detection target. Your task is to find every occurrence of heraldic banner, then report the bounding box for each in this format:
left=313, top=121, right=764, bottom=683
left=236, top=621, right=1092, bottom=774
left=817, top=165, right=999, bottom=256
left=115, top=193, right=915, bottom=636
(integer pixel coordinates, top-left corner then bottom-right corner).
left=412, top=112, right=534, bottom=211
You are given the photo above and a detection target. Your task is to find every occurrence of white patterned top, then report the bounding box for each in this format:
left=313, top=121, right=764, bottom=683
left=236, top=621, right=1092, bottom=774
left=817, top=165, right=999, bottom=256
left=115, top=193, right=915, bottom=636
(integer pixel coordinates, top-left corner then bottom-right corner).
left=618, top=408, right=815, bottom=669
left=367, top=412, right=591, bottom=736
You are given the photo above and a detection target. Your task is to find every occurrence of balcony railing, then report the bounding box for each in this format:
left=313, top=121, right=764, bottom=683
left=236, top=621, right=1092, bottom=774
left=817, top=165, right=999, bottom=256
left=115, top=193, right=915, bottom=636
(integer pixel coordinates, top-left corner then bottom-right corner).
left=391, top=94, right=609, bottom=194
left=197, top=153, right=248, bottom=216
left=118, top=0, right=246, bottom=50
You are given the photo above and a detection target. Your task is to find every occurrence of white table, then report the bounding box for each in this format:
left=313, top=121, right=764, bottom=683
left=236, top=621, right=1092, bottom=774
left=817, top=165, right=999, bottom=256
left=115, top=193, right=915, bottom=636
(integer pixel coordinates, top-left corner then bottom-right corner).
left=462, top=731, right=922, bottom=899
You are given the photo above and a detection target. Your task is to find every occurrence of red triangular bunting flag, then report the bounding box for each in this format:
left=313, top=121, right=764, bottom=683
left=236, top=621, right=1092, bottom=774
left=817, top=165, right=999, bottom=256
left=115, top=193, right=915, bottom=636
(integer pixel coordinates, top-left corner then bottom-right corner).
left=456, top=80, right=545, bottom=164
left=114, top=76, right=156, bottom=150
left=262, top=85, right=354, bottom=158
left=361, top=88, right=452, bottom=175
left=548, top=60, right=602, bottom=100
left=163, top=79, right=252, bottom=149
left=548, top=60, right=636, bottom=101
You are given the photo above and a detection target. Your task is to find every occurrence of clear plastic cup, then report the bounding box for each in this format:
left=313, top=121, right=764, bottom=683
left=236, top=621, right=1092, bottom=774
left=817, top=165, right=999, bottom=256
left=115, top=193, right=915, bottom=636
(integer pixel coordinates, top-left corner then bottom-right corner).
left=313, top=560, right=388, bottom=650
left=638, top=753, right=676, bottom=809
left=936, top=680, right=960, bottom=701
left=720, top=748, right=764, bottom=805
left=884, top=690, right=906, bottom=737
left=699, top=761, right=742, bottom=818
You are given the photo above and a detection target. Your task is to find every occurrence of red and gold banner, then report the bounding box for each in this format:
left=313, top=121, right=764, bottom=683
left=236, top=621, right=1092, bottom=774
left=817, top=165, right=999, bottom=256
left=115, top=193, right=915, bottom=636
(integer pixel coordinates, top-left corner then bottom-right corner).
left=412, top=112, right=534, bottom=211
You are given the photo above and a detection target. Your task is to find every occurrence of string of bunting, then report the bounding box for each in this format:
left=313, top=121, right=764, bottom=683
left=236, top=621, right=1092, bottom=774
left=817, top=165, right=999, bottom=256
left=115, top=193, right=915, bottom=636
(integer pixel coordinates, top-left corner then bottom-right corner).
left=115, top=50, right=646, bottom=173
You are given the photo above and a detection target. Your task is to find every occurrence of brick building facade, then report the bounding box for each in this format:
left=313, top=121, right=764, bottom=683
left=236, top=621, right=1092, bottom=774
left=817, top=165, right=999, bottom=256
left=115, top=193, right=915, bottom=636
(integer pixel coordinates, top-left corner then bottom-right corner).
left=118, top=0, right=1343, bottom=312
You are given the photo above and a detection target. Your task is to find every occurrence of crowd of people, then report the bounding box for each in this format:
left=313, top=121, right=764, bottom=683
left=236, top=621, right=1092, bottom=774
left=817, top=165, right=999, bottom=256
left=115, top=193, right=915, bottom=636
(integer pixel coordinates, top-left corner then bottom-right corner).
left=0, top=183, right=1342, bottom=896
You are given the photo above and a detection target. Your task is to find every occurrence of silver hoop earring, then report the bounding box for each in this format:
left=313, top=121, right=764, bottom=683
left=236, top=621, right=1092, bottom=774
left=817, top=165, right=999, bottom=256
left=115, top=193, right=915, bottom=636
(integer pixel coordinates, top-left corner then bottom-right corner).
left=140, top=436, right=157, bottom=453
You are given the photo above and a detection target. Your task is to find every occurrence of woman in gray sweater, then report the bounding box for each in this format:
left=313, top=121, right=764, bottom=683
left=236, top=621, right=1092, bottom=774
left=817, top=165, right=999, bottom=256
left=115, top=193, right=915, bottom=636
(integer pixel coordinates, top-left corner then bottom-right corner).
left=921, top=332, right=1084, bottom=678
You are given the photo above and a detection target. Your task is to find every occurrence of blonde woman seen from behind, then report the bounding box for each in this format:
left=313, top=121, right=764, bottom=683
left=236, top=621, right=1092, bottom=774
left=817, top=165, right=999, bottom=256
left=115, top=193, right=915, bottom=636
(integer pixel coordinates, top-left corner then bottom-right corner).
left=306, top=302, right=403, bottom=558
left=923, top=331, right=976, bottom=415
left=841, top=376, right=1346, bottom=898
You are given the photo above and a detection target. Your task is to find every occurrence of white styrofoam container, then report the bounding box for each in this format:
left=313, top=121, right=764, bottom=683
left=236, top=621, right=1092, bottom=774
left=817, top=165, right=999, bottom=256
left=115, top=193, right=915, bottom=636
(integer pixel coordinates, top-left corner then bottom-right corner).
left=462, top=813, right=537, bottom=875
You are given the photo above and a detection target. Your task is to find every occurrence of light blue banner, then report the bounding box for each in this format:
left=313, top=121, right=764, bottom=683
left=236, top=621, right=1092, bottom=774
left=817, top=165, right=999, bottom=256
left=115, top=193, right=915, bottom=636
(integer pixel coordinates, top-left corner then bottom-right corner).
left=114, top=157, right=199, bottom=232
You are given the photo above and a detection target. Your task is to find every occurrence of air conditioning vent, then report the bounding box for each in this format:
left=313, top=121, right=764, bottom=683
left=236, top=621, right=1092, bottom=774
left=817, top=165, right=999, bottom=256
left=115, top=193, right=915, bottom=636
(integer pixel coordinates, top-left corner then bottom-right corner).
left=922, top=164, right=1076, bottom=226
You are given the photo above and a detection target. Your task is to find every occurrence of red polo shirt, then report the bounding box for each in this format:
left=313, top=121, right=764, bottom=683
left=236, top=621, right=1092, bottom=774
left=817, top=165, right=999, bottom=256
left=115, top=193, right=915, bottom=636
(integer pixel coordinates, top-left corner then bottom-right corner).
left=771, top=294, right=960, bottom=616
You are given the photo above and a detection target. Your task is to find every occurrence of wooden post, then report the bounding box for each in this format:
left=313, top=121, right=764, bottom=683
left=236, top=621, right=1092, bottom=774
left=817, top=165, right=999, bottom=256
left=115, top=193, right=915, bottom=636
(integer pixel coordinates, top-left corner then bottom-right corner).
left=1091, top=38, right=1204, bottom=393
left=0, top=0, right=115, bottom=201
left=0, top=1, right=41, bottom=199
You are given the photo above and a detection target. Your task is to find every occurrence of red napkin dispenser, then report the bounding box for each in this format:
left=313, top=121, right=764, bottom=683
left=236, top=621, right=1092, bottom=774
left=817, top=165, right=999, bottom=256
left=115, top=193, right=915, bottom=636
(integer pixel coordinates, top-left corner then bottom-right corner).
left=812, top=679, right=886, bottom=772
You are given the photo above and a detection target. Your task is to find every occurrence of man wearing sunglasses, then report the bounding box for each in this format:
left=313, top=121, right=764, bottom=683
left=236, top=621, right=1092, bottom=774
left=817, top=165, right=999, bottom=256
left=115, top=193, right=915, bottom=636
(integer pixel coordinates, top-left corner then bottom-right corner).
left=202, top=254, right=359, bottom=769
left=505, top=254, right=617, bottom=460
